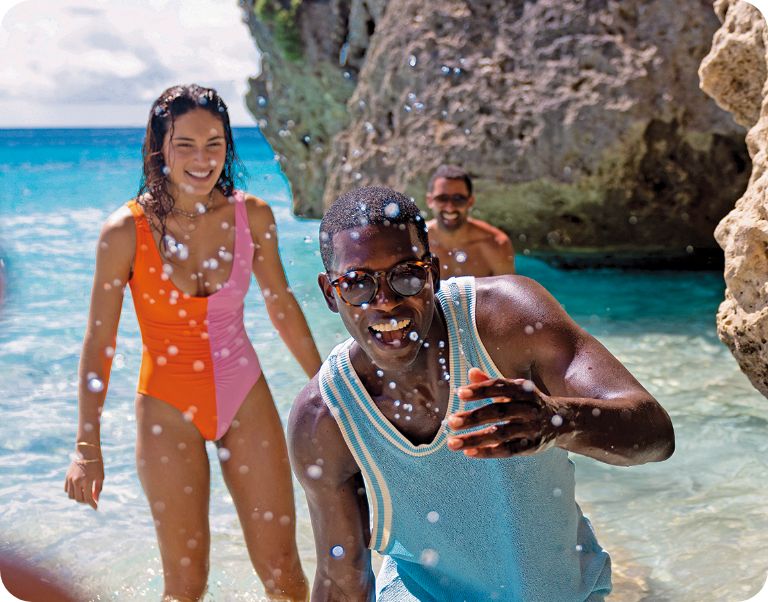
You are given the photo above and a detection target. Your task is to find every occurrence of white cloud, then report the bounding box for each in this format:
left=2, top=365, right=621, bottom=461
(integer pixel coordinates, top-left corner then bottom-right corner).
left=0, top=0, right=261, bottom=126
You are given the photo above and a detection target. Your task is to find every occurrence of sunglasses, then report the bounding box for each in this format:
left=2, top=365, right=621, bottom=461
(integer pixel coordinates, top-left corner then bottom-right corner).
left=329, top=257, right=433, bottom=306
left=431, top=193, right=470, bottom=206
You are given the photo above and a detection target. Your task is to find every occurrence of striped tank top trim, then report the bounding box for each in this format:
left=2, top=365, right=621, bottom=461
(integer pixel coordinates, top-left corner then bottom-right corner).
left=319, top=276, right=489, bottom=551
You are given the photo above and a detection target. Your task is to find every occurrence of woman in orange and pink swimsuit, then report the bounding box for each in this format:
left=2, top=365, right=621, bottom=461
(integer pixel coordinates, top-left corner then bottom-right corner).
left=64, top=85, right=321, bottom=602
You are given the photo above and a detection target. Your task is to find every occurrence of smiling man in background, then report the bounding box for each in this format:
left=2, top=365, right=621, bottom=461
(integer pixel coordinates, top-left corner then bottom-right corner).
left=426, top=164, right=515, bottom=277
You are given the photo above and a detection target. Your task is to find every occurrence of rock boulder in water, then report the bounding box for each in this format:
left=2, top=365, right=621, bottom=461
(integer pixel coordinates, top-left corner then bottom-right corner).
left=245, top=0, right=749, bottom=267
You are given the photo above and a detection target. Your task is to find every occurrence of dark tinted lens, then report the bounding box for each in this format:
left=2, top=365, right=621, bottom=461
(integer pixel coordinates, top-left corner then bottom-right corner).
left=433, top=194, right=469, bottom=206
left=339, top=272, right=376, bottom=305
left=390, top=263, right=428, bottom=296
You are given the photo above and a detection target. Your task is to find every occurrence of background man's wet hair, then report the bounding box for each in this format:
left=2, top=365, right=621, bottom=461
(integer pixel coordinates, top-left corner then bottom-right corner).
left=428, top=164, right=473, bottom=196
left=319, top=186, right=430, bottom=271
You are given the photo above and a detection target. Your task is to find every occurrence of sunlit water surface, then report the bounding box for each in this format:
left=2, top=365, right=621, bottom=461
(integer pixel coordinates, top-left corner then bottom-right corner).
left=0, top=129, right=765, bottom=601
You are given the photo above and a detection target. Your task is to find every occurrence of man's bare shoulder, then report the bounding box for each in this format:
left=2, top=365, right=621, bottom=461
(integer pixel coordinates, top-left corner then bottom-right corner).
left=289, top=374, right=359, bottom=483
left=467, top=218, right=512, bottom=247
left=474, top=275, right=567, bottom=332
left=290, top=375, right=333, bottom=441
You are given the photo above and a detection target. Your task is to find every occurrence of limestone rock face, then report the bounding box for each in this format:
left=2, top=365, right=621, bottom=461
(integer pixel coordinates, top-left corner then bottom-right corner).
left=242, top=0, right=356, bottom=217
left=246, top=0, right=749, bottom=265
left=700, top=0, right=768, bottom=398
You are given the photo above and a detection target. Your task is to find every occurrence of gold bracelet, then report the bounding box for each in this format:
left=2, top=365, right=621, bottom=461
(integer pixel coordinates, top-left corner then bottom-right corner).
left=75, top=458, right=102, bottom=464
left=76, top=441, right=98, bottom=448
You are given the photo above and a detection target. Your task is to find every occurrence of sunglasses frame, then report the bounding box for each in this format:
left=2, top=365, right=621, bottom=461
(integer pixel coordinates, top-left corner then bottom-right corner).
left=329, top=256, right=434, bottom=307
left=430, top=193, right=471, bottom=206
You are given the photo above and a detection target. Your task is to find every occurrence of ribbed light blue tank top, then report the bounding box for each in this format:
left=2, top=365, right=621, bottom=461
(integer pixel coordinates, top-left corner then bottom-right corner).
left=319, top=277, right=611, bottom=602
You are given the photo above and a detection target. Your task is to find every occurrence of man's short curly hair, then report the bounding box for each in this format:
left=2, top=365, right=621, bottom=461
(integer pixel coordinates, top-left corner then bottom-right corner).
left=319, top=186, right=430, bottom=271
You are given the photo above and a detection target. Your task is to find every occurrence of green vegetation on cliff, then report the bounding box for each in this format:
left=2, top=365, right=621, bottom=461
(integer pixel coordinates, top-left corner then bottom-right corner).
left=253, top=0, right=303, bottom=60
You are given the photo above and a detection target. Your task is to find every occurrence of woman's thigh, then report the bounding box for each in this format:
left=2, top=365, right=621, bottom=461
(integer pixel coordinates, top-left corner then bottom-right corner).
left=216, top=376, right=300, bottom=563
left=136, top=394, right=212, bottom=589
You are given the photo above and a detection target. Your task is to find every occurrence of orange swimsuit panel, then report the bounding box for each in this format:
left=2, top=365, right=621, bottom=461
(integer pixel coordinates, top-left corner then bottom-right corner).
left=127, top=192, right=262, bottom=440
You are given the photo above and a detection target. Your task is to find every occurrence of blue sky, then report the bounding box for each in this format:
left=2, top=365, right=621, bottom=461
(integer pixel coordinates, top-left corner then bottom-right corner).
left=0, top=0, right=261, bottom=127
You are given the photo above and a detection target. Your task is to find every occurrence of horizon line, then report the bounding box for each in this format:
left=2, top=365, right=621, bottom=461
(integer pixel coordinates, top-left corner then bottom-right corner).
left=0, top=124, right=261, bottom=130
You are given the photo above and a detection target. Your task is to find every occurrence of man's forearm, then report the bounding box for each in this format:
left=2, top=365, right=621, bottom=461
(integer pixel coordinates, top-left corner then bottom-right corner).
left=553, top=395, right=675, bottom=466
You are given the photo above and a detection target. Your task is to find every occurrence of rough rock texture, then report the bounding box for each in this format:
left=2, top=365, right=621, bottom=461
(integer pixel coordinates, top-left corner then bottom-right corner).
left=242, top=0, right=357, bottom=217
left=246, top=0, right=750, bottom=266
left=699, top=0, right=768, bottom=398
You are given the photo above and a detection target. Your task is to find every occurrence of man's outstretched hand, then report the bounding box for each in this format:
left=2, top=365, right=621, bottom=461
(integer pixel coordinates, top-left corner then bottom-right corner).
left=446, top=367, right=567, bottom=458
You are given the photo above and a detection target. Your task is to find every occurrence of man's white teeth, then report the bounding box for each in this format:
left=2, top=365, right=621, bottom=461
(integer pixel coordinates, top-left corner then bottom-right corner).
left=188, top=170, right=211, bottom=178
left=442, top=212, right=459, bottom=219
left=371, top=318, right=411, bottom=332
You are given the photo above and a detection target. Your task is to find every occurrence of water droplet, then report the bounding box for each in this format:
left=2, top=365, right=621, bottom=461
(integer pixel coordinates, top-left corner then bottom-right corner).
left=330, top=545, right=345, bottom=558
left=87, top=377, right=104, bottom=393
left=551, top=414, right=563, bottom=427
left=455, top=251, right=467, bottom=264
left=427, top=511, right=440, bottom=523
left=263, top=511, right=274, bottom=521
left=408, top=54, right=417, bottom=67
left=152, top=424, right=163, bottom=435
left=553, top=488, right=562, bottom=497
left=376, top=369, right=384, bottom=378
left=304, top=235, right=312, bottom=243
left=104, top=346, right=115, bottom=358
left=592, top=408, right=601, bottom=417
left=307, top=464, right=323, bottom=479
left=167, top=345, right=178, bottom=356
left=440, top=65, right=451, bottom=75
left=388, top=381, right=397, bottom=390
left=575, top=544, right=583, bottom=552
left=217, top=447, right=231, bottom=461
left=193, top=360, right=205, bottom=372
left=409, top=331, right=419, bottom=341
left=420, top=548, right=439, bottom=567
left=239, top=465, right=250, bottom=474
left=180, top=557, right=191, bottom=567
left=257, top=96, right=268, bottom=107
left=384, top=202, right=400, bottom=218
left=162, top=166, right=171, bottom=176
left=524, top=325, right=535, bottom=335
left=522, top=380, right=535, bottom=392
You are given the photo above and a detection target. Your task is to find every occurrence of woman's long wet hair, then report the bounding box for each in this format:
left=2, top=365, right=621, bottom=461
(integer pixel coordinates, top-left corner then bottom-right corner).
left=137, top=84, right=245, bottom=245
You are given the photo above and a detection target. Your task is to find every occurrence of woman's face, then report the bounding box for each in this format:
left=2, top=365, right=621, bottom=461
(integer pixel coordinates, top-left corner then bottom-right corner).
left=161, top=107, right=227, bottom=197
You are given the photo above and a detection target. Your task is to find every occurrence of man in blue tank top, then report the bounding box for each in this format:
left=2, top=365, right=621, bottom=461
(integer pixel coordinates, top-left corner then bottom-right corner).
left=289, top=186, right=675, bottom=601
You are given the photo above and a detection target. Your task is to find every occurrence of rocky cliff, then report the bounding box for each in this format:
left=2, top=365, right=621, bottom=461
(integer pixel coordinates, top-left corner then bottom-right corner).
left=245, top=0, right=749, bottom=267
left=699, top=0, right=768, bottom=398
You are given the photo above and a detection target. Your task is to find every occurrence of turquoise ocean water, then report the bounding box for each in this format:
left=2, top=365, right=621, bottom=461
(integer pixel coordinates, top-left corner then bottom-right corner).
left=0, top=128, right=766, bottom=601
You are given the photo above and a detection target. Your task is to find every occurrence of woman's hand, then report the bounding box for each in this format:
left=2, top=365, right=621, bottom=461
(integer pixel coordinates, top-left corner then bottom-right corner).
left=64, top=449, right=104, bottom=510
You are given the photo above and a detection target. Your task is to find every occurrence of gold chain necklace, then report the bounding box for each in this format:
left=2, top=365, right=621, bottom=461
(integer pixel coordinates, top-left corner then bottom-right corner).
left=171, top=190, right=215, bottom=219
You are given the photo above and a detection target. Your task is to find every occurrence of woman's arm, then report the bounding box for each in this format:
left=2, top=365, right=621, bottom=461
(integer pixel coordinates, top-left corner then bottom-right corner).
left=64, top=207, right=135, bottom=509
left=246, top=196, right=322, bottom=378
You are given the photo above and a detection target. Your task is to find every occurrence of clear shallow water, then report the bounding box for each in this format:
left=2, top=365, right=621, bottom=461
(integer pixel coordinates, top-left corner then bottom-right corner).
left=0, top=129, right=766, bottom=601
